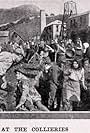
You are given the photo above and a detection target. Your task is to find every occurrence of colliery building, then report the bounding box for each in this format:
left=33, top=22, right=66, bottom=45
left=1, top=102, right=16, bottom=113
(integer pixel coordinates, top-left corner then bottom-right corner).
left=67, top=11, right=90, bottom=43
left=40, top=20, right=63, bottom=43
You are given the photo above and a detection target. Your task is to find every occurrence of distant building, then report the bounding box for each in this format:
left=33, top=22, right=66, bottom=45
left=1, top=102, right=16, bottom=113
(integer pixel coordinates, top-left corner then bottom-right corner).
left=0, top=31, right=9, bottom=45
left=67, top=11, right=90, bottom=43
left=10, top=31, right=24, bottom=43
left=40, top=20, right=64, bottom=43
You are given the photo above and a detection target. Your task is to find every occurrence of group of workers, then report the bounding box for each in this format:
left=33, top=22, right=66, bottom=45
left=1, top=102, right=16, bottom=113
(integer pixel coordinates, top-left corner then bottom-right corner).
left=0, top=33, right=90, bottom=111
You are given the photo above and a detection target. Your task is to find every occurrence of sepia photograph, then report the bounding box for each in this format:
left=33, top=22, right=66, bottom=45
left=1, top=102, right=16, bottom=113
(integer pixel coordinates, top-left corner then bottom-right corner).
left=0, top=0, right=90, bottom=119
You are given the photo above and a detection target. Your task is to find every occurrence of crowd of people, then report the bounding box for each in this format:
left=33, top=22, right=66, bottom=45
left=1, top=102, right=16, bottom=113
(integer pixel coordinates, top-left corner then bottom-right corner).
left=0, top=33, right=90, bottom=111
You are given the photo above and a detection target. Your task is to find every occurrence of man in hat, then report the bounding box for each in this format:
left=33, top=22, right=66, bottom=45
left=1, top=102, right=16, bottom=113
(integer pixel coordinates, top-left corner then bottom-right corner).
left=48, top=61, right=62, bottom=110
left=74, top=38, right=83, bottom=60
left=56, top=41, right=66, bottom=69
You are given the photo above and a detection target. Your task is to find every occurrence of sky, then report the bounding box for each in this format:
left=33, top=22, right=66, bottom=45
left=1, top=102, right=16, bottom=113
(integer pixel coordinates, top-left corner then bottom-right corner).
left=0, top=0, right=90, bottom=15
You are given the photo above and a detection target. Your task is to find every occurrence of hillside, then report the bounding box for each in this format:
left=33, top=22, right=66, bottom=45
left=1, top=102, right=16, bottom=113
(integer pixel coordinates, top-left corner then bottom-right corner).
left=0, top=4, right=40, bottom=25
left=0, top=4, right=64, bottom=41
left=0, top=15, right=63, bottom=41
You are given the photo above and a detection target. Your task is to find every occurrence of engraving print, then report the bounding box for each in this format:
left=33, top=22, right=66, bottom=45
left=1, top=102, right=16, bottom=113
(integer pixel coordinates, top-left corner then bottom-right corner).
left=0, top=0, right=90, bottom=114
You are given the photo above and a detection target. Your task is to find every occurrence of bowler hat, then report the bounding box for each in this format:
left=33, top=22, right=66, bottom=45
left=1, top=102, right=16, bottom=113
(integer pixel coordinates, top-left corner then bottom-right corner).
left=66, top=49, right=75, bottom=58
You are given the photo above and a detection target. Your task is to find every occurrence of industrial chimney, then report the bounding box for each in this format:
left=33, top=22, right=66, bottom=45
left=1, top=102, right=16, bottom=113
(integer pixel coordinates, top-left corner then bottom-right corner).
left=40, top=10, right=46, bottom=34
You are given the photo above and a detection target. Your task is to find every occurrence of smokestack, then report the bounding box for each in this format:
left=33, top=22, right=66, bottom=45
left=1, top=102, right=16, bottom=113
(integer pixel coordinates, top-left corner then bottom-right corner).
left=40, top=10, right=46, bottom=34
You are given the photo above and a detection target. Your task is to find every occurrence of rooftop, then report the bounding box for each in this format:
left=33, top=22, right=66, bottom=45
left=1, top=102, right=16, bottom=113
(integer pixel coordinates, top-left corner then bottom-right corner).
left=46, top=20, right=62, bottom=27
left=0, top=31, right=9, bottom=37
left=69, top=11, right=90, bottom=19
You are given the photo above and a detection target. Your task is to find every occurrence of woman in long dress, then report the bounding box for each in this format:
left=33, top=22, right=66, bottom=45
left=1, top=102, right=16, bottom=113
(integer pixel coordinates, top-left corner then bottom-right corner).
left=63, top=60, right=87, bottom=111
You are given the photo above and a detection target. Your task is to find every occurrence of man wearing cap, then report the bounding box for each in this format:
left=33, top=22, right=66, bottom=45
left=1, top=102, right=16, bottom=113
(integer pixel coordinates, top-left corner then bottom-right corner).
left=83, top=42, right=90, bottom=62
left=56, top=41, right=66, bottom=69
left=0, top=50, right=24, bottom=111
left=74, top=38, right=83, bottom=60
left=0, top=51, right=23, bottom=77
left=80, top=58, right=90, bottom=110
